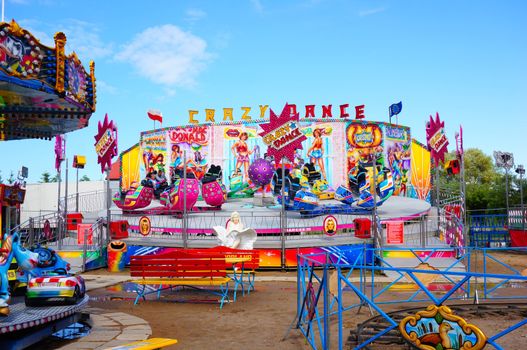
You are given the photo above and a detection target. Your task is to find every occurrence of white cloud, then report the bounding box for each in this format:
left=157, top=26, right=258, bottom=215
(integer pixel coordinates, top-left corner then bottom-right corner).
left=59, top=19, right=113, bottom=60
left=185, top=8, right=206, bottom=22
left=358, top=7, right=387, bottom=17
left=17, top=18, right=112, bottom=61
left=115, top=24, right=212, bottom=88
left=97, top=80, right=117, bottom=95
left=250, top=0, right=264, bottom=13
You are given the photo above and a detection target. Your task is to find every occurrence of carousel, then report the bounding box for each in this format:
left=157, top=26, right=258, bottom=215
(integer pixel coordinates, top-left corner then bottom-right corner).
left=0, top=19, right=95, bottom=349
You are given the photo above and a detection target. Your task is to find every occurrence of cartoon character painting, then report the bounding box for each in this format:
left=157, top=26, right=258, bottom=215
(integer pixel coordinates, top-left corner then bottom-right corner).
left=231, top=132, right=253, bottom=182
left=307, top=128, right=327, bottom=180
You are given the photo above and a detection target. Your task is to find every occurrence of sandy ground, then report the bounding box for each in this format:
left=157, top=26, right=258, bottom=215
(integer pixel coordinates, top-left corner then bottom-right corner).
left=45, top=251, right=527, bottom=349
left=88, top=281, right=308, bottom=350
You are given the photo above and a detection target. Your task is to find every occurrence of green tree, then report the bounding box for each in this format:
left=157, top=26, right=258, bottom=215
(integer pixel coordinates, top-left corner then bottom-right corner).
left=40, top=171, right=52, bottom=183
left=0, top=170, right=3, bottom=184
left=80, top=175, right=91, bottom=181
left=464, top=148, right=498, bottom=185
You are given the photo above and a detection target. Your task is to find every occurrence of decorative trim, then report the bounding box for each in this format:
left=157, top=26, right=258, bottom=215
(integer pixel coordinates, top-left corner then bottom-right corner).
left=54, top=32, right=66, bottom=94
left=399, top=305, right=487, bottom=350
left=90, top=60, right=96, bottom=111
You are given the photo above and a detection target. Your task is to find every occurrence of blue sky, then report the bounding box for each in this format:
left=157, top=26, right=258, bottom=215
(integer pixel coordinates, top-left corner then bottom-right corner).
left=1, top=0, right=526, bottom=183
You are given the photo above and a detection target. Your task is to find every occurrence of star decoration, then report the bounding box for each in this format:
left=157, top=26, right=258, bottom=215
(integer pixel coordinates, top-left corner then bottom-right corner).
left=426, top=112, right=449, bottom=165
left=259, top=103, right=307, bottom=166
left=94, top=113, right=118, bottom=173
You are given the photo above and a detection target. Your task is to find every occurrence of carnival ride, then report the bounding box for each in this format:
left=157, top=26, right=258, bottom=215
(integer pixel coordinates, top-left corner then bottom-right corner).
left=109, top=110, right=436, bottom=268
left=0, top=20, right=96, bottom=141
left=0, top=19, right=95, bottom=349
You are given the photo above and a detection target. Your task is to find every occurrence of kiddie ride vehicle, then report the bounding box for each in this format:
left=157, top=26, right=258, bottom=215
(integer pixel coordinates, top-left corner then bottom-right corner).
left=346, top=164, right=395, bottom=209
left=10, top=246, right=71, bottom=293
left=25, top=273, right=86, bottom=306
left=227, top=169, right=256, bottom=198
left=159, top=165, right=227, bottom=212
left=21, top=246, right=85, bottom=306
left=114, top=165, right=227, bottom=213
left=112, top=183, right=154, bottom=210
left=272, top=163, right=394, bottom=217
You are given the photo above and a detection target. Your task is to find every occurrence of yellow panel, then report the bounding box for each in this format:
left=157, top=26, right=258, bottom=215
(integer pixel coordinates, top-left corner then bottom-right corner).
left=410, top=140, right=431, bottom=200
left=106, top=338, right=178, bottom=350
left=121, top=144, right=141, bottom=191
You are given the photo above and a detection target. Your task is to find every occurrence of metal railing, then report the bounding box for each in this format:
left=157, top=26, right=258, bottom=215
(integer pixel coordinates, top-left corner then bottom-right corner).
left=294, top=246, right=527, bottom=350
left=59, top=189, right=107, bottom=213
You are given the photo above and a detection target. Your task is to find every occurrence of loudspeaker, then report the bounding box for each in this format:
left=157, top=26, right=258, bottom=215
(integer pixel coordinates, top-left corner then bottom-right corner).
left=445, top=159, right=460, bottom=175
left=73, top=155, right=87, bottom=169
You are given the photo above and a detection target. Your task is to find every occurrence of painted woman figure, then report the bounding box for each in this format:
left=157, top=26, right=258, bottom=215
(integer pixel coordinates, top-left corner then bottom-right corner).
left=307, top=128, right=326, bottom=180
left=170, top=144, right=183, bottom=181
left=141, top=141, right=154, bottom=173
left=231, top=132, right=253, bottom=182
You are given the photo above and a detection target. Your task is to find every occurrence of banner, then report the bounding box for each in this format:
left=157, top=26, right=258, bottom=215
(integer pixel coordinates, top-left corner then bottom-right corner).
left=410, top=140, right=431, bottom=201
left=259, top=103, right=307, bottom=166
left=94, top=114, right=118, bottom=173
left=426, top=113, right=448, bottom=165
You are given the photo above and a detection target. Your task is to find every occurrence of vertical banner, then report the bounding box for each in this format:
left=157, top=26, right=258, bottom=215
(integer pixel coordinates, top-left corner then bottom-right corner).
left=410, top=140, right=431, bottom=201
left=426, top=113, right=449, bottom=165
left=94, top=114, right=118, bottom=173
left=386, top=221, right=404, bottom=244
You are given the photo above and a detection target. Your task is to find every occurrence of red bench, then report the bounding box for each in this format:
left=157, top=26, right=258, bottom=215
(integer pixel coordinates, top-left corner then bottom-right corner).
left=129, top=251, right=231, bottom=308
left=180, top=247, right=260, bottom=300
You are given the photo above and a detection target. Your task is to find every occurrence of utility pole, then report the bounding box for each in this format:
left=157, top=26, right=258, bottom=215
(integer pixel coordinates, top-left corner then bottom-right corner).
left=516, top=165, right=525, bottom=231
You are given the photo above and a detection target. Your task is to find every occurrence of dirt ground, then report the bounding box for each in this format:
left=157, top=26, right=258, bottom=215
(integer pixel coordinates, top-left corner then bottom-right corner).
left=75, top=251, right=527, bottom=349
left=88, top=280, right=308, bottom=350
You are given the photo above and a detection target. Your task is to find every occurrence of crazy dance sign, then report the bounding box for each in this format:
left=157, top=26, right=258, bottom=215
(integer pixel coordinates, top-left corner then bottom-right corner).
left=426, top=112, right=449, bottom=165
left=94, top=114, right=118, bottom=173
left=259, top=104, right=307, bottom=166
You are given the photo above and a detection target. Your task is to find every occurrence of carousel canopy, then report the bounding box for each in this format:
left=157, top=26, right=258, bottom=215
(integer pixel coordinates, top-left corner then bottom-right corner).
left=0, top=20, right=96, bottom=141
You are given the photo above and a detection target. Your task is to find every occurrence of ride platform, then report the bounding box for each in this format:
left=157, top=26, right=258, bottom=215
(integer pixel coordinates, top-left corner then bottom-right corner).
left=0, top=295, right=89, bottom=350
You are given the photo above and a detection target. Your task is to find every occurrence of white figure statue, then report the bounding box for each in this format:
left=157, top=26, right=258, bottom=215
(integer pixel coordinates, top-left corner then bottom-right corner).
left=213, top=211, right=257, bottom=250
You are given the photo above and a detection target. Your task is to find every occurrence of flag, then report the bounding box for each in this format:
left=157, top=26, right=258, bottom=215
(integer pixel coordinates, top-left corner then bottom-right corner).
left=389, top=101, right=403, bottom=118
left=147, top=109, right=163, bottom=123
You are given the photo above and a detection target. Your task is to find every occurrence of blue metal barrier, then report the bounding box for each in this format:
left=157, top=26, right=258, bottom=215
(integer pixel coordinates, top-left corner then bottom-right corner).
left=469, top=214, right=510, bottom=247
left=296, top=246, right=527, bottom=350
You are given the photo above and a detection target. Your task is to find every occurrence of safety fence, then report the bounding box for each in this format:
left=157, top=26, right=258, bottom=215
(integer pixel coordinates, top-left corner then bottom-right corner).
left=469, top=215, right=509, bottom=247
left=113, top=210, right=374, bottom=241
left=294, top=246, right=527, bottom=350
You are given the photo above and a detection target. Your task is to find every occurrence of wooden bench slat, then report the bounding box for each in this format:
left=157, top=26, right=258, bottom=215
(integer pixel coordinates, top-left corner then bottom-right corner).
left=131, top=277, right=231, bottom=286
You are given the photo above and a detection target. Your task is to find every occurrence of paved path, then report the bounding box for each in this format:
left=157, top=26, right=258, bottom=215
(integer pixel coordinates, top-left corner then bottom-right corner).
left=58, top=307, right=152, bottom=350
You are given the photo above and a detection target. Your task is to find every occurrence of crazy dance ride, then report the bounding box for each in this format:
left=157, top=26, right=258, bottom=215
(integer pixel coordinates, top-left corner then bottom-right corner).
left=113, top=103, right=433, bottom=268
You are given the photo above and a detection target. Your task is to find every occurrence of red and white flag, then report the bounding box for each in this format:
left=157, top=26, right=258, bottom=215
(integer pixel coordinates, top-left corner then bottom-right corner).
left=147, top=109, right=163, bottom=124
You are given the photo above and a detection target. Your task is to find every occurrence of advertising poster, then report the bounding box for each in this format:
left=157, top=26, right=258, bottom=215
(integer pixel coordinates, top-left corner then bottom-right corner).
left=384, top=125, right=411, bottom=196
left=167, top=125, right=210, bottom=181
left=345, top=122, right=384, bottom=191
left=140, top=130, right=167, bottom=177
left=222, top=123, right=262, bottom=185
left=298, top=122, right=334, bottom=184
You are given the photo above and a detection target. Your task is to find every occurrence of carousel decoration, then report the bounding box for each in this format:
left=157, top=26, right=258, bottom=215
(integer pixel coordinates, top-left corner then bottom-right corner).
left=399, top=305, right=487, bottom=350
left=0, top=20, right=96, bottom=141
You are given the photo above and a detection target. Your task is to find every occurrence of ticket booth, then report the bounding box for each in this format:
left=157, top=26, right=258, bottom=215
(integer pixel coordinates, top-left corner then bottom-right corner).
left=0, top=184, right=26, bottom=234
